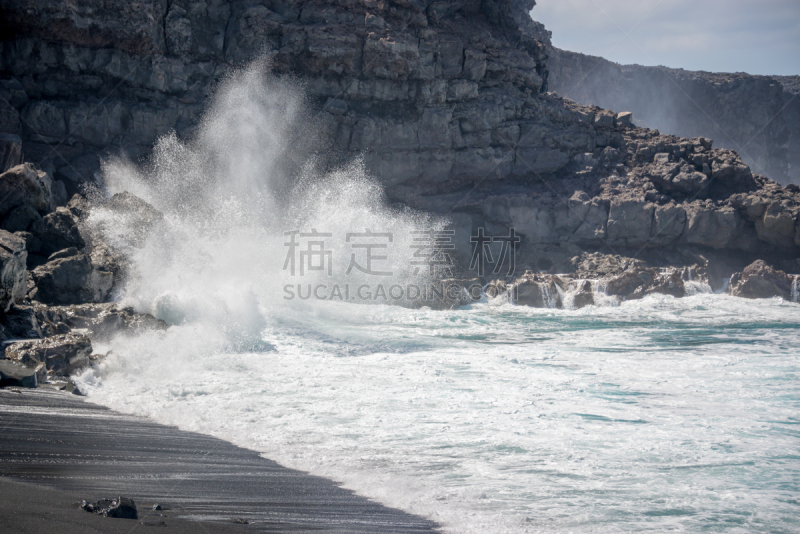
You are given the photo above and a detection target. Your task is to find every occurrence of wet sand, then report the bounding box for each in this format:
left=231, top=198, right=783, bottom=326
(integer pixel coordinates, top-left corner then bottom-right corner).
left=0, top=387, right=440, bottom=533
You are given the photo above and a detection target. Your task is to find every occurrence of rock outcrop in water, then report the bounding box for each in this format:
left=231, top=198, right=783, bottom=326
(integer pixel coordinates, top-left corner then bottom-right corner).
left=0, top=154, right=166, bottom=386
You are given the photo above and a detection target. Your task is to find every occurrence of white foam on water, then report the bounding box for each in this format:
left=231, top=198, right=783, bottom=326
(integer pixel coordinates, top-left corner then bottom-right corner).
left=74, top=60, right=800, bottom=533
left=78, top=294, right=800, bottom=533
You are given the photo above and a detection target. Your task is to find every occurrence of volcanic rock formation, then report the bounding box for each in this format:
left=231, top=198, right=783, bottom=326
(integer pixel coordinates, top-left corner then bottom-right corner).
left=1, top=0, right=799, bottom=274
left=0, top=0, right=796, bottom=333
left=547, top=49, right=800, bottom=186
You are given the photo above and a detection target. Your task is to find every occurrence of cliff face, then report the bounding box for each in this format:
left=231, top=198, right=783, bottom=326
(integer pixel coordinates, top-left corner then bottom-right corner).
left=1, top=0, right=799, bottom=274
left=547, top=48, right=800, bottom=187
left=0, top=0, right=550, bottom=189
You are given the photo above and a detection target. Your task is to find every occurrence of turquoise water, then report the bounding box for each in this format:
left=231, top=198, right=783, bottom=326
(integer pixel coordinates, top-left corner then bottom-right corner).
left=80, top=292, right=800, bottom=533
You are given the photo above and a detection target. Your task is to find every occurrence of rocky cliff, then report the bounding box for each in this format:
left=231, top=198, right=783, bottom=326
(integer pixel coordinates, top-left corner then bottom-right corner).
left=0, top=0, right=799, bottom=389
left=0, top=0, right=799, bottom=279
left=547, top=48, right=800, bottom=187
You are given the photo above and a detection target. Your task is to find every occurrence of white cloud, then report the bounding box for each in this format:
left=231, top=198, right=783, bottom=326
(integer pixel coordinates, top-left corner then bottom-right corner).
left=533, top=0, right=800, bottom=75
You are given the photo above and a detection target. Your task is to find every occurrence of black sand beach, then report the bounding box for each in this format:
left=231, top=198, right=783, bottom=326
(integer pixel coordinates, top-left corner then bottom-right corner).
left=0, top=387, right=440, bottom=533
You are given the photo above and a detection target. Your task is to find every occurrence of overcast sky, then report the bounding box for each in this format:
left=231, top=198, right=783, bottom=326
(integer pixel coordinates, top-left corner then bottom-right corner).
left=533, top=0, right=800, bottom=76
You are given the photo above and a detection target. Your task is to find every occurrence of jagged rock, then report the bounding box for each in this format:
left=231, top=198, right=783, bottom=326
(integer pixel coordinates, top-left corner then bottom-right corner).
left=420, top=278, right=483, bottom=310
left=650, top=203, right=686, bottom=246
left=0, top=230, right=28, bottom=312
left=569, top=252, right=645, bottom=279
left=615, top=112, right=633, bottom=128
left=3, top=204, right=41, bottom=233
left=66, top=194, right=91, bottom=220
left=729, top=260, right=793, bottom=300
left=33, top=302, right=167, bottom=339
left=3, top=0, right=800, bottom=275
left=4, top=333, right=92, bottom=377
left=512, top=272, right=564, bottom=308
left=0, top=133, right=23, bottom=173
left=81, top=497, right=138, bottom=519
left=754, top=200, right=798, bottom=248
left=29, top=251, right=93, bottom=305
left=13, top=230, right=40, bottom=255
left=632, top=270, right=686, bottom=299
left=105, top=192, right=163, bottom=225
left=571, top=280, right=594, bottom=309
left=606, top=198, right=654, bottom=247
left=554, top=191, right=608, bottom=245
left=682, top=203, right=741, bottom=249
left=548, top=48, right=797, bottom=186
left=0, top=163, right=55, bottom=217
left=0, top=360, right=41, bottom=388
left=31, top=207, right=85, bottom=256
left=605, top=268, right=656, bottom=298
left=1, top=305, right=43, bottom=339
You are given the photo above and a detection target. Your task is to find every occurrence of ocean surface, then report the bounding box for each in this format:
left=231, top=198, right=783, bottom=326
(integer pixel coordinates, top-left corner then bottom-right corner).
left=73, top=61, right=800, bottom=533
left=77, top=292, right=800, bottom=533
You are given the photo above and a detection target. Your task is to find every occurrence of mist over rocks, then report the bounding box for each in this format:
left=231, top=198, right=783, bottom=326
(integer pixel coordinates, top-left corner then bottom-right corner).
left=0, top=161, right=168, bottom=386
left=547, top=48, right=800, bottom=187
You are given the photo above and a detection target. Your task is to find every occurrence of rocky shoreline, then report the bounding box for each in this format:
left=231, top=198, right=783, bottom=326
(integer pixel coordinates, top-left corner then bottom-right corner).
left=0, top=137, right=168, bottom=388
left=0, top=0, right=799, bottom=388
left=0, top=130, right=797, bottom=386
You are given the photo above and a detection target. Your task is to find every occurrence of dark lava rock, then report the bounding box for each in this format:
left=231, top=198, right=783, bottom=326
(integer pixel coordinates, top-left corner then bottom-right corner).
left=512, top=272, right=565, bottom=308
left=572, top=280, right=595, bottom=308
left=1, top=304, right=43, bottom=339
left=34, top=302, right=168, bottom=340
left=4, top=333, right=92, bottom=377
left=81, top=497, right=138, bottom=519
left=0, top=163, right=55, bottom=216
left=29, top=251, right=93, bottom=304
left=0, top=229, right=28, bottom=311
left=2, top=204, right=41, bottom=233
left=0, top=360, right=39, bottom=388
left=605, top=268, right=656, bottom=298
left=0, top=133, right=23, bottom=173
left=31, top=207, right=85, bottom=256
left=632, top=270, right=686, bottom=299
left=729, top=260, right=793, bottom=300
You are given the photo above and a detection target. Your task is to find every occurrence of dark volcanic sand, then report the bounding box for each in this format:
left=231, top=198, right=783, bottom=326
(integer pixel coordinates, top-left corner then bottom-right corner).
left=0, top=387, right=440, bottom=533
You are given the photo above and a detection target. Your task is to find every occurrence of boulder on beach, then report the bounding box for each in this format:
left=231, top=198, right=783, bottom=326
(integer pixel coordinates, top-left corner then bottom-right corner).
left=81, top=497, right=138, bottom=519
left=0, top=359, right=40, bottom=388
left=4, top=333, right=93, bottom=377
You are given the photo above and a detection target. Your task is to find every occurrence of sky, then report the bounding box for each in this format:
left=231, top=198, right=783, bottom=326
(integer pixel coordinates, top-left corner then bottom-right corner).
left=532, top=0, right=800, bottom=76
